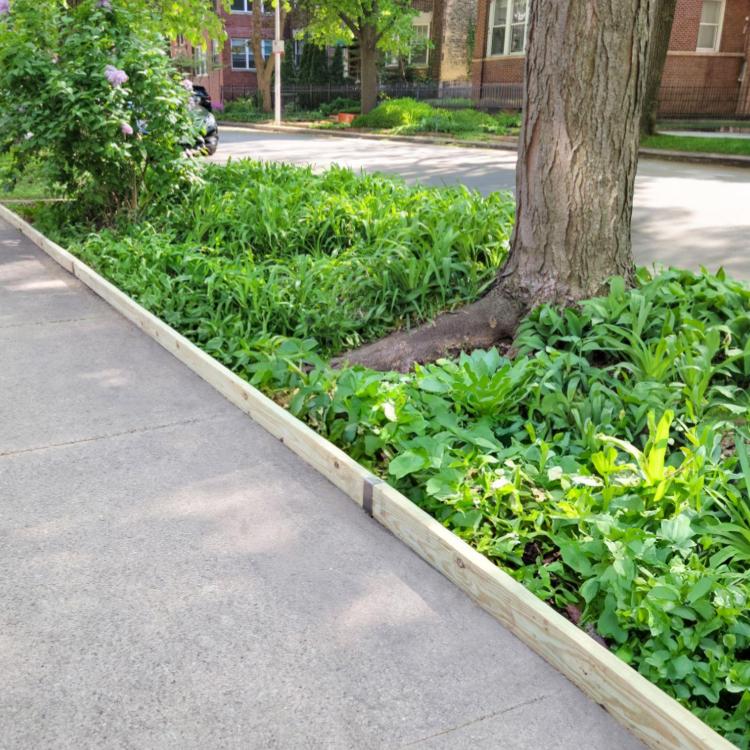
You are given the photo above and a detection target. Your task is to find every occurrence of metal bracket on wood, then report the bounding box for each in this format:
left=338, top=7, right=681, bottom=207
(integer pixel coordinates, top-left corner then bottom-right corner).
left=362, top=475, right=383, bottom=518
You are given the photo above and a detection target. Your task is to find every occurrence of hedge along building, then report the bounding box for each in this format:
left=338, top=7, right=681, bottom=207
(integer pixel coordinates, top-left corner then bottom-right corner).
left=470, top=0, right=750, bottom=117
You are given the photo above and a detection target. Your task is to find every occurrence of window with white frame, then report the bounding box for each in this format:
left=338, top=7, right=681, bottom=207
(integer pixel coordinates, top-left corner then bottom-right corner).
left=486, top=0, right=528, bottom=57
left=231, top=38, right=272, bottom=70
left=194, top=46, right=208, bottom=76
left=696, top=0, right=725, bottom=51
left=230, top=0, right=263, bottom=12
left=409, top=24, right=430, bottom=66
left=386, top=16, right=431, bottom=68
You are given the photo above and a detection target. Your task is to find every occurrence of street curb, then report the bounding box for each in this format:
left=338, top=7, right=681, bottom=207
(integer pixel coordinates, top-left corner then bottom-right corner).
left=218, top=120, right=519, bottom=152
left=638, top=147, right=750, bottom=168
left=219, top=121, right=750, bottom=167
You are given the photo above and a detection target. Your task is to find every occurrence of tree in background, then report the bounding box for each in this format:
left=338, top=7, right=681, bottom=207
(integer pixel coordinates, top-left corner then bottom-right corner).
left=300, top=0, right=417, bottom=113
left=0, top=0, right=208, bottom=221
left=341, top=0, right=657, bottom=370
left=297, top=41, right=329, bottom=84
left=251, top=0, right=288, bottom=113
left=641, top=0, right=679, bottom=136
left=282, top=38, right=298, bottom=84
left=329, top=45, right=345, bottom=85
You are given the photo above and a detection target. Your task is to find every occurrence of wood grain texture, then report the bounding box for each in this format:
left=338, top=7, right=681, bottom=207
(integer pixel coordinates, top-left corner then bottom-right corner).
left=2, top=203, right=737, bottom=750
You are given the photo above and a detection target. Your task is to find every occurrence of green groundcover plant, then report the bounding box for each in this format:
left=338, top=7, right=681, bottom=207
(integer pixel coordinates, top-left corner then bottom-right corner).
left=38, top=161, right=750, bottom=747
left=353, top=97, right=520, bottom=136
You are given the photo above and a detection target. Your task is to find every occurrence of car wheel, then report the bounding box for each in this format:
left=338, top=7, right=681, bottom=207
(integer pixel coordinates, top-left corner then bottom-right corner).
left=204, top=136, right=218, bottom=156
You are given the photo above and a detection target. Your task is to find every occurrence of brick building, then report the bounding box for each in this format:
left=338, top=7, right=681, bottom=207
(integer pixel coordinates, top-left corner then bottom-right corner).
left=471, top=0, right=750, bottom=116
left=173, top=1, right=292, bottom=108
left=173, top=0, right=478, bottom=108
left=385, top=0, right=477, bottom=82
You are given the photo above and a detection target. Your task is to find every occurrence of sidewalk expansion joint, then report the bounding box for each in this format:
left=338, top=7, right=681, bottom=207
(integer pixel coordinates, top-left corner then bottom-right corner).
left=400, top=693, right=553, bottom=747
left=0, top=415, right=224, bottom=459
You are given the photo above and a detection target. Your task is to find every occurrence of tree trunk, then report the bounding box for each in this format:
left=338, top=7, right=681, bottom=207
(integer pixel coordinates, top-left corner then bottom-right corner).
left=258, top=62, right=273, bottom=113
left=252, top=3, right=286, bottom=114
left=359, top=25, right=379, bottom=114
left=640, top=0, right=678, bottom=136
left=340, top=0, right=655, bottom=373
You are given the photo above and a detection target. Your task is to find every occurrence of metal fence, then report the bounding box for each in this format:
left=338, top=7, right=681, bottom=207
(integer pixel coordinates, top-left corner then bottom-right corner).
left=221, top=81, right=525, bottom=112
left=221, top=81, right=748, bottom=120
left=657, top=85, right=747, bottom=119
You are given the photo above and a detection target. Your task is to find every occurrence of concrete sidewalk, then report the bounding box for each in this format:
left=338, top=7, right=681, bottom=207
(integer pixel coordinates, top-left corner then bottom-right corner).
left=0, top=218, right=644, bottom=749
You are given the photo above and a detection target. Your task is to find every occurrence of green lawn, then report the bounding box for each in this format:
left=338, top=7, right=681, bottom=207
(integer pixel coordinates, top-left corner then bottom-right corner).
left=642, top=133, right=750, bottom=156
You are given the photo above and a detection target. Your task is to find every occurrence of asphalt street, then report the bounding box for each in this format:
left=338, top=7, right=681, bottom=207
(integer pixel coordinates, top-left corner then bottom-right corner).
left=213, top=126, right=750, bottom=280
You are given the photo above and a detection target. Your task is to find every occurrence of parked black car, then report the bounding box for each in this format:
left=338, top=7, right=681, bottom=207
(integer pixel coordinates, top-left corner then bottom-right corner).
left=189, top=97, right=219, bottom=155
left=191, top=84, right=212, bottom=112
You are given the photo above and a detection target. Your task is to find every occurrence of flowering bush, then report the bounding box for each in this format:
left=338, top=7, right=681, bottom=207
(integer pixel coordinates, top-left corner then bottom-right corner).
left=0, top=0, right=198, bottom=220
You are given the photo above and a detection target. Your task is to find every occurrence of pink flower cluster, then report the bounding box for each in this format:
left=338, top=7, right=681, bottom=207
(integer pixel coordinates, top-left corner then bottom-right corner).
left=0, top=0, right=10, bottom=15
left=121, top=122, right=134, bottom=136
left=181, top=79, right=194, bottom=91
left=97, top=0, right=112, bottom=8
left=105, top=65, right=128, bottom=87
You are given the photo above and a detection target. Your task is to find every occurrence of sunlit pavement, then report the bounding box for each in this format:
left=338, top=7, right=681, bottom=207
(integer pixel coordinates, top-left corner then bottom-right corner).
left=212, top=127, right=750, bottom=281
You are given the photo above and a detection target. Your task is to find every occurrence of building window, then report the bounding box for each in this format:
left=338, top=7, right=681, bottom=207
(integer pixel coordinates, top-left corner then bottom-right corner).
left=487, top=0, right=527, bottom=57
left=696, top=0, right=725, bottom=52
left=230, top=0, right=263, bottom=13
left=409, top=24, right=430, bottom=66
left=231, top=38, right=272, bottom=70
left=386, top=20, right=431, bottom=68
left=176, top=34, right=185, bottom=46
left=212, top=40, right=221, bottom=67
left=194, top=46, right=208, bottom=76
left=232, top=38, right=253, bottom=69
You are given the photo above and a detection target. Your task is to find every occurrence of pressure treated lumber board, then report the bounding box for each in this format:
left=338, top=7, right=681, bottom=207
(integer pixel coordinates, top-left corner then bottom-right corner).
left=0, top=202, right=737, bottom=750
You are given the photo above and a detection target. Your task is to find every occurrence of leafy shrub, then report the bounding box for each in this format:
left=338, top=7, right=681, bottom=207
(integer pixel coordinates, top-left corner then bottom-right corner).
left=222, top=96, right=266, bottom=122
left=319, top=98, right=361, bottom=116
left=224, top=97, right=259, bottom=114
left=353, top=98, right=435, bottom=129
left=407, top=108, right=513, bottom=135
left=0, top=0, right=196, bottom=220
left=353, top=98, right=520, bottom=136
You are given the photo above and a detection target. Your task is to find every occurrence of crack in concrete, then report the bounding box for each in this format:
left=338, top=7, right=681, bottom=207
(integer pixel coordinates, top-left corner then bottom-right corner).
left=0, top=314, right=109, bottom=331
left=0, top=414, right=228, bottom=459
left=400, top=693, right=553, bottom=747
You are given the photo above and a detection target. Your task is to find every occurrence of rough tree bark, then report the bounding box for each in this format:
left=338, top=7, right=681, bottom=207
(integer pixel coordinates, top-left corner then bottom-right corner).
left=340, top=0, right=656, bottom=372
left=359, top=24, right=379, bottom=114
left=640, top=0, right=678, bottom=136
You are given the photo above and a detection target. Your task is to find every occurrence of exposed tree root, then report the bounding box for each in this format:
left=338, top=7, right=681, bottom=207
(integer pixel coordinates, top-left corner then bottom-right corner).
left=334, top=287, right=525, bottom=372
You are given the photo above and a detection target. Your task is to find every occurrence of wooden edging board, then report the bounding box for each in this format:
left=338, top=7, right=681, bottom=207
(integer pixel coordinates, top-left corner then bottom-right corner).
left=0, top=201, right=736, bottom=750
